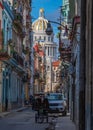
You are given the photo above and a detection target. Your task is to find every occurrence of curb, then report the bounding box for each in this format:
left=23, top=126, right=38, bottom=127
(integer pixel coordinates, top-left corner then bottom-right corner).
left=0, top=106, right=28, bottom=118
left=0, top=112, right=10, bottom=118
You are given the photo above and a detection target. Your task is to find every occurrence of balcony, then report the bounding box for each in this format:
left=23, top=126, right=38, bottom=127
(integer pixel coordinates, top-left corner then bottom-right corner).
left=26, top=15, right=31, bottom=27
left=22, top=74, right=28, bottom=82
left=20, top=28, right=26, bottom=38
left=38, top=57, right=42, bottom=62
left=12, top=51, right=24, bottom=67
left=0, top=49, right=10, bottom=60
left=27, top=69, right=31, bottom=79
left=22, top=69, right=31, bottom=82
left=34, top=71, right=40, bottom=79
left=22, top=46, right=31, bottom=55
left=13, top=11, right=23, bottom=29
left=39, top=77, right=45, bottom=83
left=59, top=47, right=72, bottom=61
left=0, top=39, right=15, bottom=60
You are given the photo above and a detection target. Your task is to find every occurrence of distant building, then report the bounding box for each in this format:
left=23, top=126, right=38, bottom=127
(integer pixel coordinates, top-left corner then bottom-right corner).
left=59, top=0, right=71, bottom=62
left=52, top=60, right=61, bottom=92
left=32, top=8, right=58, bottom=94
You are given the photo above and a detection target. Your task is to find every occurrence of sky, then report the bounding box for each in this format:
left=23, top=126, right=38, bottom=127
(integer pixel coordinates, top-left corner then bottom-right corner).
left=32, top=0, right=62, bottom=39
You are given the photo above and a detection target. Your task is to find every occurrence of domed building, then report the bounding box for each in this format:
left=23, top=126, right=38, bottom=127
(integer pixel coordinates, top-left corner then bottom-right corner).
left=32, top=8, right=58, bottom=93
left=32, top=8, right=48, bottom=32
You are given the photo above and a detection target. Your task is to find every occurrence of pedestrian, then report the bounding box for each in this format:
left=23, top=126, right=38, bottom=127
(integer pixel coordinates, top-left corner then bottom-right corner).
left=43, top=97, right=49, bottom=115
left=36, top=97, right=43, bottom=115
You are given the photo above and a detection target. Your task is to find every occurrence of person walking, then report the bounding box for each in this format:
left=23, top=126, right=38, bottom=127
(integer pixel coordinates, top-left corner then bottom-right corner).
left=43, top=98, right=49, bottom=115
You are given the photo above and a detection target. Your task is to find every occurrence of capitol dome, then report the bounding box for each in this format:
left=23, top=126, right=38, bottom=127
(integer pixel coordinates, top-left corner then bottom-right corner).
left=32, top=8, right=49, bottom=31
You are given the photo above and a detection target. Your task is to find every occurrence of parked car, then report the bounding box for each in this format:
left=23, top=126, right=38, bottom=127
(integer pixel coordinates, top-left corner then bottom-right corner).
left=46, top=93, right=67, bottom=116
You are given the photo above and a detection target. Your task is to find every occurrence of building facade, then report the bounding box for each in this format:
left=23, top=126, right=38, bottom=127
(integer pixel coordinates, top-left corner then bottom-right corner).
left=62, top=0, right=69, bottom=23
left=52, top=60, right=61, bottom=92
left=82, top=0, right=93, bottom=130
left=68, top=0, right=93, bottom=130
left=0, top=0, right=3, bottom=112
left=68, top=0, right=81, bottom=129
left=0, top=0, right=32, bottom=112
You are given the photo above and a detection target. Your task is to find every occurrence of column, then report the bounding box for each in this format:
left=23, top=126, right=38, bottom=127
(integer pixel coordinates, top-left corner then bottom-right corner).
left=52, top=47, right=53, bottom=56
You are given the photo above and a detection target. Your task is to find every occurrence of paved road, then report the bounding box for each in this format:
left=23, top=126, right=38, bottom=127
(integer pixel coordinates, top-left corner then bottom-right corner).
left=55, top=116, right=76, bottom=130
left=0, top=107, right=49, bottom=130
left=0, top=107, right=76, bottom=130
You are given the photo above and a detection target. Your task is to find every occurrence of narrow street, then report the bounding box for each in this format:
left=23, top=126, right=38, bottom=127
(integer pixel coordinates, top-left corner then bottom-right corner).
left=0, top=0, right=93, bottom=130
left=0, top=107, right=76, bottom=130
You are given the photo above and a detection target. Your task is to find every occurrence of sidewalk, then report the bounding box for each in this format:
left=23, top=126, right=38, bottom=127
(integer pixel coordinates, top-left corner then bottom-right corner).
left=55, top=114, right=76, bottom=130
left=0, top=106, right=28, bottom=118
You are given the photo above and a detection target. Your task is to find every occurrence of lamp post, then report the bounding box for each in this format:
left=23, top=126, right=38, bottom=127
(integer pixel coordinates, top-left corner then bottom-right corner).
left=47, top=20, right=68, bottom=29
left=46, top=20, right=69, bottom=36
left=45, top=21, right=53, bottom=35
left=46, top=20, right=80, bottom=39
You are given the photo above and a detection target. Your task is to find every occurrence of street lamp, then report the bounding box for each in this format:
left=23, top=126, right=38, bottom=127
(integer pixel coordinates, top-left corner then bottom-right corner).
left=48, top=20, right=68, bottom=29
left=46, top=20, right=80, bottom=38
left=46, top=20, right=69, bottom=35
left=45, top=21, right=53, bottom=35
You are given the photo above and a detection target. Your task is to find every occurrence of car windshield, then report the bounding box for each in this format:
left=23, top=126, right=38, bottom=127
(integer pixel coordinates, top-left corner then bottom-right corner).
left=47, top=94, right=63, bottom=101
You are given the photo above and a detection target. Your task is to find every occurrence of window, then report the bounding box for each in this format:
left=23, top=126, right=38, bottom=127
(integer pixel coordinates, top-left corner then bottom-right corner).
left=51, top=37, right=53, bottom=42
left=35, top=36, right=37, bottom=40
left=52, top=72, right=54, bottom=82
left=44, top=36, right=46, bottom=41
left=47, top=94, right=63, bottom=100
left=39, top=36, right=41, bottom=40
left=48, top=36, right=50, bottom=41
left=50, top=47, right=52, bottom=56
left=53, top=48, right=54, bottom=56
left=48, top=47, right=49, bottom=56
left=47, top=66, right=50, bottom=71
